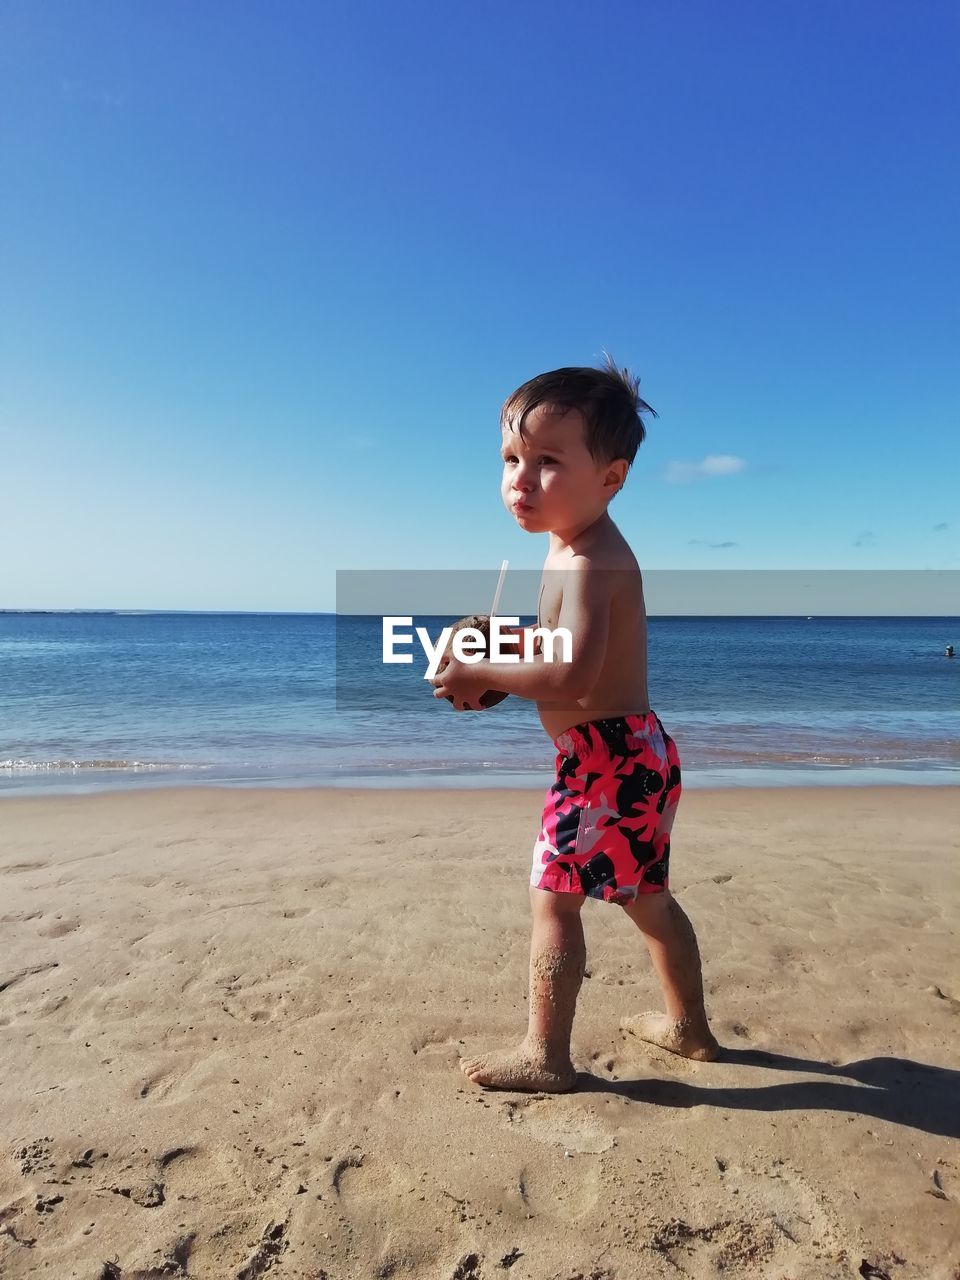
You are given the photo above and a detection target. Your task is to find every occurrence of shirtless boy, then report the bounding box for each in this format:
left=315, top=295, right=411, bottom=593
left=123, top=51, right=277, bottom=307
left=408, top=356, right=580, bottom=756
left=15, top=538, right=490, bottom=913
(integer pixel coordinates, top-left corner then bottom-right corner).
left=430, top=356, right=719, bottom=1092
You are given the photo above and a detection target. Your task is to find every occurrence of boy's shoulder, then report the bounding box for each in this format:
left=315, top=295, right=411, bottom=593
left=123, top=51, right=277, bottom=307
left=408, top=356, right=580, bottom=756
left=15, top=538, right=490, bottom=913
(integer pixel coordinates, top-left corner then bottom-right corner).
left=539, top=524, right=644, bottom=626
left=541, top=526, right=642, bottom=623
left=559, top=520, right=641, bottom=575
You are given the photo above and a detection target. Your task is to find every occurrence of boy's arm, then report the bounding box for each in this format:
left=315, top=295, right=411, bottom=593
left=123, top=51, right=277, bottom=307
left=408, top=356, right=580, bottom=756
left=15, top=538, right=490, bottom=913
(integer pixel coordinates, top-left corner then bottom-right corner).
left=457, top=560, right=612, bottom=701
left=498, top=621, right=541, bottom=656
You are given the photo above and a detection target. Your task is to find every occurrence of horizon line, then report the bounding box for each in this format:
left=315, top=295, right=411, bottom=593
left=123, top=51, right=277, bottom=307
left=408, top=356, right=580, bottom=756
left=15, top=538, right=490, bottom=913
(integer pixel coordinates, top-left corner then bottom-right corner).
left=2, top=609, right=958, bottom=621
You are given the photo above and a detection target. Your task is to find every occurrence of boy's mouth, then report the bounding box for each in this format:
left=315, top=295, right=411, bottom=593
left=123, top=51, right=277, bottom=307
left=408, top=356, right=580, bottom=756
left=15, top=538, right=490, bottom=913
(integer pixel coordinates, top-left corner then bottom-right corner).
left=513, top=500, right=534, bottom=514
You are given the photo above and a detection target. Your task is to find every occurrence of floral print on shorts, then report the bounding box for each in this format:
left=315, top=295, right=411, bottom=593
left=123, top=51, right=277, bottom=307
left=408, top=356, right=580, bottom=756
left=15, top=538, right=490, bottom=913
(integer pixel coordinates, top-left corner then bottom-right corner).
left=530, top=711, right=682, bottom=904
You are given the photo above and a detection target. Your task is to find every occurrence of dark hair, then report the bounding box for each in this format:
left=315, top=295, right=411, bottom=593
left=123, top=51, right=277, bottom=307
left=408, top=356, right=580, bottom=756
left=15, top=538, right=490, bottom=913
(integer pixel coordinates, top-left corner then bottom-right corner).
left=500, top=352, right=657, bottom=467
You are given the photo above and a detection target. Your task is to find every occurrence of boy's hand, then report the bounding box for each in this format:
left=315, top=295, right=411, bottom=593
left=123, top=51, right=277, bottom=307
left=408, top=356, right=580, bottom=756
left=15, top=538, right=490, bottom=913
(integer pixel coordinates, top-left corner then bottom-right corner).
left=430, top=654, right=486, bottom=712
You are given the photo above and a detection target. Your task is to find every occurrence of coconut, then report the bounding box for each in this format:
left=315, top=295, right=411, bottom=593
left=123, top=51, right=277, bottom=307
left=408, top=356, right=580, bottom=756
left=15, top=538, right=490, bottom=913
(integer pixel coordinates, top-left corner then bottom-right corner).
left=439, top=614, right=509, bottom=710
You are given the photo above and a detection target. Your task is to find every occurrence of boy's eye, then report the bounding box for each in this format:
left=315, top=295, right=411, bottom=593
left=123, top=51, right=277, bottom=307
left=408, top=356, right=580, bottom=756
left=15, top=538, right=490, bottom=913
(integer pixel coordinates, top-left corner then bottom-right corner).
left=539, top=456, right=557, bottom=465
left=503, top=455, right=518, bottom=464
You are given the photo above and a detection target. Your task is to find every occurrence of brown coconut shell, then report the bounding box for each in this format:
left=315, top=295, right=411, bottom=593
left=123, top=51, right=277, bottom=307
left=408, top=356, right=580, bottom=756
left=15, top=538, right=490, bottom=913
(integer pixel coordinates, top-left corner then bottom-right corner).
left=440, top=614, right=509, bottom=710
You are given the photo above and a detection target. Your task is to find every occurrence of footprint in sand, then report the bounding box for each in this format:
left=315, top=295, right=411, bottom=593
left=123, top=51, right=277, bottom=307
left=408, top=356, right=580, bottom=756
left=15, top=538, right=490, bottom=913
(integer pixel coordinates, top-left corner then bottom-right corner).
left=680, top=1157, right=850, bottom=1270
left=236, top=1216, right=290, bottom=1280
left=37, top=916, right=81, bottom=938
left=0, top=1192, right=38, bottom=1248
left=928, top=985, right=960, bottom=1014
left=0, top=962, right=59, bottom=995
left=331, top=1150, right=366, bottom=1196
left=213, top=971, right=298, bottom=1025
left=648, top=1214, right=786, bottom=1273
left=138, top=1069, right=178, bottom=1101
left=589, top=1049, right=626, bottom=1080
left=330, top=1147, right=442, bottom=1268
left=500, top=1095, right=614, bottom=1155
left=410, top=1029, right=463, bottom=1062
left=157, top=1145, right=196, bottom=1170
left=135, top=1060, right=207, bottom=1104
left=496, top=1100, right=605, bottom=1223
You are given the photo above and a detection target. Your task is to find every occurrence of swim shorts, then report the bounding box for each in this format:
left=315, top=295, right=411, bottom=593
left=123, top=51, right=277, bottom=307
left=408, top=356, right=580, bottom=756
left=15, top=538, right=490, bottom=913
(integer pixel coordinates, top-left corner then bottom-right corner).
left=530, top=711, right=682, bottom=904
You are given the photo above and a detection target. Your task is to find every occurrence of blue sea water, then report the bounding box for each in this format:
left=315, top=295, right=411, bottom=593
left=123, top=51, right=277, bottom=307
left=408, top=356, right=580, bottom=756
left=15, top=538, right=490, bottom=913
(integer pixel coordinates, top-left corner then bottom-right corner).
left=0, top=612, right=957, bottom=793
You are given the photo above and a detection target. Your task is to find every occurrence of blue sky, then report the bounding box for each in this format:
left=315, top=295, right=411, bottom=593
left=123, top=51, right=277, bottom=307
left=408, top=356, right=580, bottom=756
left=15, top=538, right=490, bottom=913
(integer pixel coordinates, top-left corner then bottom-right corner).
left=1, top=0, right=957, bottom=611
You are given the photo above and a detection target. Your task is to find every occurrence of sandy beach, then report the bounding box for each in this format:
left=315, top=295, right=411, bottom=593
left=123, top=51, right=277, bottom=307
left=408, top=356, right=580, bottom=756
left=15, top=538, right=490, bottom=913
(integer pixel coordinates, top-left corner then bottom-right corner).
left=1, top=785, right=958, bottom=1279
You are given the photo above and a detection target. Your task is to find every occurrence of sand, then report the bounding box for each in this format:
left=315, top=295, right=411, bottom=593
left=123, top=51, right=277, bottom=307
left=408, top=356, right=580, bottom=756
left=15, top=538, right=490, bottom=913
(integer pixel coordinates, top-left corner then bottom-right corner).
left=1, top=785, right=958, bottom=1279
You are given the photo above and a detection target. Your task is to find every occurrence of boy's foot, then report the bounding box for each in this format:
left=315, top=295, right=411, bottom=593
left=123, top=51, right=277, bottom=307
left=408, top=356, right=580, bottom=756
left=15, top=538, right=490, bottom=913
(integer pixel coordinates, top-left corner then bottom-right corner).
left=620, top=1011, right=720, bottom=1062
left=459, top=1037, right=577, bottom=1092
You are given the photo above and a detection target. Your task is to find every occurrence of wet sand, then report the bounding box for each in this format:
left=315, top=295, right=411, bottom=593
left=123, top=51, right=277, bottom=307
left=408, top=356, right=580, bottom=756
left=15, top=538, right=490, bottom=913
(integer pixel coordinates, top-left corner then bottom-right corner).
left=1, top=786, right=958, bottom=1279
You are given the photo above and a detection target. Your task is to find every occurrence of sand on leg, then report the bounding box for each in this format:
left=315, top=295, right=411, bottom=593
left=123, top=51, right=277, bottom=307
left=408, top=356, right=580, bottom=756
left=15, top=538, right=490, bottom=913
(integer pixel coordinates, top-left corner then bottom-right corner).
left=460, top=887, right=585, bottom=1091
left=619, top=889, right=719, bottom=1061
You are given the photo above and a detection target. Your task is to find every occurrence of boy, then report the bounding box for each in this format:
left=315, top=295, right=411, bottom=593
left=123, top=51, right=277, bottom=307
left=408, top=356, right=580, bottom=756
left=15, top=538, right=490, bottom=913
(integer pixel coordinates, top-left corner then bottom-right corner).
left=430, top=356, right=719, bottom=1092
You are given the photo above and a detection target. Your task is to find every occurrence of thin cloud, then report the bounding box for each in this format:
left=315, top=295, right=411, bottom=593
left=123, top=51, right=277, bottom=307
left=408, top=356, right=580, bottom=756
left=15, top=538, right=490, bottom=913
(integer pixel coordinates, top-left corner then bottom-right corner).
left=666, top=455, right=747, bottom=484
left=853, top=531, right=876, bottom=548
left=688, top=539, right=739, bottom=549
left=933, top=522, right=949, bottom=532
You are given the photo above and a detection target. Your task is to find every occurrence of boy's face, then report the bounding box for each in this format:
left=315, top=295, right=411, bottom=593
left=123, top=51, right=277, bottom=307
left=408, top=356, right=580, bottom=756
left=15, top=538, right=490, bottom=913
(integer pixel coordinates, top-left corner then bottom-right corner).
left=500, top=404, right=627, bottom=535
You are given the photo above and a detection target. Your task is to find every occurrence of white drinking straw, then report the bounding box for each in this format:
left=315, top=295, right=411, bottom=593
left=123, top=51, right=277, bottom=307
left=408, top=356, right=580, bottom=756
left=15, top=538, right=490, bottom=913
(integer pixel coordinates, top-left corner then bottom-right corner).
left=489, top=559, right=508, bottom=619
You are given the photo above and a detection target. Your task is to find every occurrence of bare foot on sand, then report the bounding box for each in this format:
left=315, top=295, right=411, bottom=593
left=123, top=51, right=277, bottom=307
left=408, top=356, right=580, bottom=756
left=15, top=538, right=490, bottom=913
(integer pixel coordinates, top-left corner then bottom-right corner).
left=620, top=1011, right=720, bottom=1062
left=460, top=1037, right=577, bottom=1092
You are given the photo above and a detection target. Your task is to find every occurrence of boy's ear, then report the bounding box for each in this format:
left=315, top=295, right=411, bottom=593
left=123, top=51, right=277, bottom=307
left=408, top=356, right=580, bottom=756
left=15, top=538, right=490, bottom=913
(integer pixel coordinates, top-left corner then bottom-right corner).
left=603, top=459, right=629, bottom=493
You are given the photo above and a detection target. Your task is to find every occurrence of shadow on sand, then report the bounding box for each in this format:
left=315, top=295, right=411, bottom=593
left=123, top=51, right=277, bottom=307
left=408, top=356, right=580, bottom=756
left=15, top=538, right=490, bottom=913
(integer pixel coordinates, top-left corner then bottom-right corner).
left=577, top=1049, right=960, bottom=1140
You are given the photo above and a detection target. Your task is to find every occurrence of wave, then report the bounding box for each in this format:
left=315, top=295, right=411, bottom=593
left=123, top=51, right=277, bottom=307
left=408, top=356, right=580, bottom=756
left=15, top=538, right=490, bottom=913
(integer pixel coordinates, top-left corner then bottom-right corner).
left=1, top=746, right=956, bottom=785
left=0, top=759, right=211, bottom=774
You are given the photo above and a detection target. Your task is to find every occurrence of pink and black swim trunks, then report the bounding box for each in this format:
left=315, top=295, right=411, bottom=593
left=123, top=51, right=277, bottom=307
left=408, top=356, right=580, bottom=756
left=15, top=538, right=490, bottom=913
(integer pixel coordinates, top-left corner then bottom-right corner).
left=531, top=711, right=682, bottom=904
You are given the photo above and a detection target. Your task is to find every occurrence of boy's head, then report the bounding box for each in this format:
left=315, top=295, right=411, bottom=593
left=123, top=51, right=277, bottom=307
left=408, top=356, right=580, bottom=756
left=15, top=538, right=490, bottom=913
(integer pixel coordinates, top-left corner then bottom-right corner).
left=500, top=354, right=656, bottom=535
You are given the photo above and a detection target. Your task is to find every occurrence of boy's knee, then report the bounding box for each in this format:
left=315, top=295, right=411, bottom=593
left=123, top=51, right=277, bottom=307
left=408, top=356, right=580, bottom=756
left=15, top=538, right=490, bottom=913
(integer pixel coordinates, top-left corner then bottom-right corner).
left=529, top=886, right=585, bottom=917
left=620, top=887, right=672, bottom=923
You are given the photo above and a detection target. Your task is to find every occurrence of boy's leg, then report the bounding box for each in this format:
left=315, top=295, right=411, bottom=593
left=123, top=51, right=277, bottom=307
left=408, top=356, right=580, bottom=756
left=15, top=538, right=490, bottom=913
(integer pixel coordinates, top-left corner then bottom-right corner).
left=460, top=887, right=585, bottom=1091
left=619, top=890, right=719, bottom=1061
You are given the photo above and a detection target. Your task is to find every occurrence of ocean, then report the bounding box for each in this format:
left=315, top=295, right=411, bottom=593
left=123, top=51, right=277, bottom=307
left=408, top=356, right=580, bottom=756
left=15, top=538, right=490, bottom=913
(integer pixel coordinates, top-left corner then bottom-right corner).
left=1, top=612, right=957, bottom=793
